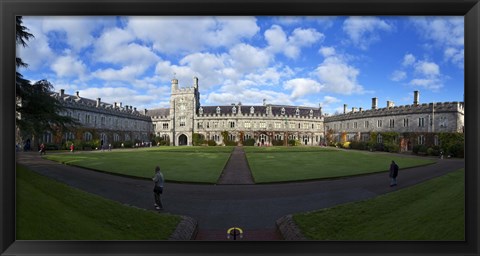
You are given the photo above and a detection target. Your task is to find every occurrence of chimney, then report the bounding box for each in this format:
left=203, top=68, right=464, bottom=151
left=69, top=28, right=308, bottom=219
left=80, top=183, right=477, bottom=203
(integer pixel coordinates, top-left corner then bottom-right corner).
left=387, top=101, right=394, bottom=108
left=120, top=102, right=123, bottom=108
left=359, top=107, right=363, bottom=112
left=114, top=102, right=118, bottom=108
left=134, top=107, right=137, bottom=112
left=263, top=99, right=266, bottom=106
left=352, top=107, right=357, bottom=113
left=60, top=89, right=65, bottom=97
left=144, top=109, right=148, bottom=115
left=96, top=98, right=101, bottom=107
left=414, top=90, right=420, bottom=105
left=343, top=104, right=347, bottom=114
left=76, top=91, right=80, bottom=98
left=372, top=97, right=378, bottom=110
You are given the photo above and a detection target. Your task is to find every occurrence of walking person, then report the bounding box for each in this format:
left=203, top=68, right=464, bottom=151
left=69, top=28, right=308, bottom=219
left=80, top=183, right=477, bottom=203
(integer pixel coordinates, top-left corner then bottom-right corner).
left=39, top=143, right=46, bottom=155
left=152, top=166, right=164, bottom=210
left=389, top=160, right=399, bottom=187
left=70, top=143, right=75, bottom=153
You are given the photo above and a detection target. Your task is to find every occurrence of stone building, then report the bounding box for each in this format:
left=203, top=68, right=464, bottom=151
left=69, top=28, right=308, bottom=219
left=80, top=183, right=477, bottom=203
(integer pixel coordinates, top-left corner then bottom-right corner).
left=323, top=90, right=465, bottom=151
left=34, top=77, right=463, bottom=150
left=37, top=89, right=152, bottom=148
left=147, top=78, right=325, bottom=146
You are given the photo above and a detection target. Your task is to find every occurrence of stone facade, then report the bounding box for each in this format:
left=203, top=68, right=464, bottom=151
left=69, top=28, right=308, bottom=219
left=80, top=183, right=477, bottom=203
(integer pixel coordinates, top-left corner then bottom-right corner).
left=148, top=78, right=325, bottom=146
left=39, top=79, right=463, bottom=149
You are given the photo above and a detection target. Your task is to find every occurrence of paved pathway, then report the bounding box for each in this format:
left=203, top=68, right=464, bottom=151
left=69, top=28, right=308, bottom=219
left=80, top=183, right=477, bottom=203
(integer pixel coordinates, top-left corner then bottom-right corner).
left=216, top=146, right=254, bottom=185
left=16, top=151, right=464, bottom=240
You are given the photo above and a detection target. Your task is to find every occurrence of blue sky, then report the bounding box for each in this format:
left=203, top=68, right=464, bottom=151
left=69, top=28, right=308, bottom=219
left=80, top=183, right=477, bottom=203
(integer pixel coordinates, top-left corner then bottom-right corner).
left=17, top=16, right=464, bottom=115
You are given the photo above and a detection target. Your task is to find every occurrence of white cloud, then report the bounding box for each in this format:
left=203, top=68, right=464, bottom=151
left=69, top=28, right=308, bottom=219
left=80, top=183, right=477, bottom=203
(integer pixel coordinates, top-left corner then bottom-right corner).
left=51, top=55, right=88, bottom=80
left=390, top=70, right=407, bottom=82
left=229, top=43, right=271, bottom=73
left=127, top=16, right=259, bottom=55
left=42, top=16, right=112, bottom=51
left=313, top=49, right=364, bottom=95
left=17, top=17, right=56, bottom=70
left=414, top=61, right=440, bottom=78
left=283, top=78, right=323, bottom=99
left=265, top=25, right=324, bottom=59
left=319, top=46, right=336, bottom=57
left=343, top=16, right=393, bottom=50
left=402, top=53, right=416, bottom=66
left=93, top=65, right=149, bottom=82
left=410, top=16, right=464, bottom=68
left=322, top=96, right=341, bottom=106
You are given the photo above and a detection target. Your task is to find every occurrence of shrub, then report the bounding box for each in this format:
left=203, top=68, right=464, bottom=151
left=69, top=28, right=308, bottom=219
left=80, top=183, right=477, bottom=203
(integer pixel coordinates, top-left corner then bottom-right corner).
left=448, top=142, right=464, bottom=158
left=206, top=140, right=217, bottom=146
left=413, top=145, right=428, bottom=155
left=288, top=139, right=298, bottom=146
left=272, top=139, right=284, bottom=146
left=342, top=141, right=351, bottom=149
left=384, top=143, right=399, bottom=153
left=243, top=138, right=255, bottom=146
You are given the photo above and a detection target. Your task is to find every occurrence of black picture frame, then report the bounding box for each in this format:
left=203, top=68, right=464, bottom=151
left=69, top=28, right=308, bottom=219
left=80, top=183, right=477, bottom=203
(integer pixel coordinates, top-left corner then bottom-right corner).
left=1, top=0, right=479, bottom=255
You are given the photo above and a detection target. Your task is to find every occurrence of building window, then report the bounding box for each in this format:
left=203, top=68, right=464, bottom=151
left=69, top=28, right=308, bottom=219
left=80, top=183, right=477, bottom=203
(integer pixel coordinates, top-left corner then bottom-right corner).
left=179, top=117, right=186, bottom=127
left=354, top=122, right=358, bottom=129
left=347, top=123, right=350, bottom=129
left=216, top=107, right=221, bottom=114
left=403, top=118, right=409, bottom=127
left=244, top=122, right=251, bottom=129
left=295, top=108, right=300, bottom=116
left=389, top=119, right=395, bottom=128
left=214, top=122, right=218, bottom=128
left=199, top=107, right=203, bottom=115
left=281, top=108, right=285, bottom=115
left=259, top=122, right=266, bottom=128
left=275, top=122, right=281, bottom=129
left=64, top=132, right=75, bottom=141
left=250, top=107, right=255, bottom=114
left=113, top=133, right=120, bottom=142
left=228, top=134, right=236, bottom=141
left=418, top=135, right=425, bottom=145
left=289, top=123, right=295, bottom=129
left=163, top=123, right=169, bottom=129
left=84, top=132, right=93, bottom=142
left=418, top=117, right=425, bottom=127
left=365, top=121, right=369, bottom=128
left=377, top=134, right=383, bottom=144
left=101, top=116, right=106, bottom=125
left=309, top=109, right=313, bottom=117
left=303, top=123, right=309, bottom=129
left=198, top=122, right=203, bottom=129
left=377, top=120, right=382, bottom=127
left=229, top=121, right=235, bottom=128
left=232, top=106, right=237, bottom=114
left=85, top=114, right=91, bottom=124
left=43, top=132, right=52, bottom=143
left=439, top=116, right=447, bottom=128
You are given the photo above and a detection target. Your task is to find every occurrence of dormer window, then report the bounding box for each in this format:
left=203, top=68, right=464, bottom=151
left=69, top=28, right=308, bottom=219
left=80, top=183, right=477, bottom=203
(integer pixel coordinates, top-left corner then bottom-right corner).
left=295, top=108, right=300, bottom=116
left=216, top=107, right=221, bottom=114
left=250, top=107, right=255, bottom=114
left=232, top=106, right=237, bottom=114
left=309, top=109, right=313, bottom=117
left=281, top=108, right=285, bottom=115
left=199, top=107, right=203, bottom=115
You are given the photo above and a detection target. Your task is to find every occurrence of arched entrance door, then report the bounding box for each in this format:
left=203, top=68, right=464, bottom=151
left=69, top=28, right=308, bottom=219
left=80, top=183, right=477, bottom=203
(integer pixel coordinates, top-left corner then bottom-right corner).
left=178, top=134, right=188, bottom=146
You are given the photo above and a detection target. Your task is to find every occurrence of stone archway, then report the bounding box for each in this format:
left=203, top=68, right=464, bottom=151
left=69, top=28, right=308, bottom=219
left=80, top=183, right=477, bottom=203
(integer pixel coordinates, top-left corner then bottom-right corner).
left=178, top=134, right=188, bottom=146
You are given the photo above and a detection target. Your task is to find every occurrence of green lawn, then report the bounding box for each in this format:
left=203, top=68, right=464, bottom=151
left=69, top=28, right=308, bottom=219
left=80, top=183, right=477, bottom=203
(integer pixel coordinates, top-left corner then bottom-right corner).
left=245, top=147, right=436, bottom=183
left=44, top=146, right=435, bottom=184
left=44, top=146, right=234, bottom=184
left=16, top=164, right=182, bottom=240
left=293, top=169, right=465, bottom=240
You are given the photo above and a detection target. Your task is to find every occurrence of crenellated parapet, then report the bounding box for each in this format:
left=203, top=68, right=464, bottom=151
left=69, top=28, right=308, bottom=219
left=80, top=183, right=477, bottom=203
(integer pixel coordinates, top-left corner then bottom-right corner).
left=325, top=102, right=464, bottom=123
left=53, top=90, right=151, bottom=122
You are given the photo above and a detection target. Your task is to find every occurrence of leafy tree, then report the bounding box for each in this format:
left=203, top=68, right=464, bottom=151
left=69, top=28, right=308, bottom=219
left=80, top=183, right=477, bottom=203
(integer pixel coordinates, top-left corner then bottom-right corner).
left=16, top=17, right=77, bottom=146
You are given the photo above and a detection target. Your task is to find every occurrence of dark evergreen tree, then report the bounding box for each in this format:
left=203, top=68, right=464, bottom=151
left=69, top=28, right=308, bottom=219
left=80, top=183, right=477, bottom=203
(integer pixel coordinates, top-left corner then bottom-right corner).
left=16, top=17, right=78, bottom=147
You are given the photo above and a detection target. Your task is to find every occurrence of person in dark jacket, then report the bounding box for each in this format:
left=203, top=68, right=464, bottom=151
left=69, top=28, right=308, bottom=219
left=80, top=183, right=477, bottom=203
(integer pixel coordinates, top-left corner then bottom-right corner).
left=389, top=160, right=399, bottom=187
left=152, top=166, right=164, bottom=210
